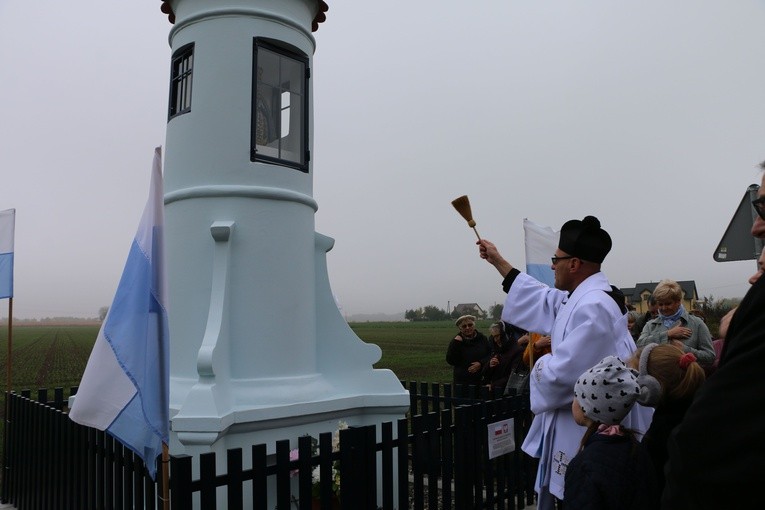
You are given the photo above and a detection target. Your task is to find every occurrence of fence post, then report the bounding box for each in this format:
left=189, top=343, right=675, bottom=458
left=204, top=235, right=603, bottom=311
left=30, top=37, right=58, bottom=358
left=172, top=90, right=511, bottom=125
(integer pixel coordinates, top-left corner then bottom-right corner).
left=341, top=425, right=377, bottom=510
left=2, top=393, right=16, bottom=506
left=114, top=440, right=125, bottom=509
left=296, top=434, right=313, bottom=510
left=364, top=425, right=378, bottom=509
left=419, top=382, right=429, bottom=416
left=441, top=408, right=453, bottom=510
left=275, top=439, right=293, bottom=510
left=443, top=383, right=453, bottom=411
left=381, top=421, right=393, bottom=510
left=252, top=444, right=268, bottom=509
left=315, top=431, right=334, bottom=510
left=407, top=381, right=418, bottom=417
left=199, top=451, right=217, bottom=509
left=410, top=414, right=424, bottom=510
left=431, top=383, right=441, bottom=428
left=32, top=401, right=44, bottom=508
left=169, top=455, right=192, bottom=510
left=396, top=418, right=409, bottom=510
left=453, top=405, right=469, bottom=509
left=472, top=402, right=486, bottom=508
left=54, top=387, right=64, bottom=410
left=338, top=428, right=353, bottom=510
left=425, top=412, right=440, bottom=510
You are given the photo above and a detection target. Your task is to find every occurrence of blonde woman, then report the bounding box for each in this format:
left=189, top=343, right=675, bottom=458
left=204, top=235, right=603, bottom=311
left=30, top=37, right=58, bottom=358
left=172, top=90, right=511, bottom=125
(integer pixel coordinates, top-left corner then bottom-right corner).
left=636, top=280, right=715, bottom=366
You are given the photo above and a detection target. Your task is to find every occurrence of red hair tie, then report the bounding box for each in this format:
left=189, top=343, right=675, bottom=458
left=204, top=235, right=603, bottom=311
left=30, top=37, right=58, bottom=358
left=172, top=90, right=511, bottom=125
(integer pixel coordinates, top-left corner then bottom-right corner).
left=679, top=352, right=697, bottom=369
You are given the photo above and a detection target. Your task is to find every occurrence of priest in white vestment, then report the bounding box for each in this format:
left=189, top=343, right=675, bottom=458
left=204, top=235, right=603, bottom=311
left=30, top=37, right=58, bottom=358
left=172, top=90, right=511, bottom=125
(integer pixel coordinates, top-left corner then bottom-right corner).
left=478, top=216, right=652, bottom=510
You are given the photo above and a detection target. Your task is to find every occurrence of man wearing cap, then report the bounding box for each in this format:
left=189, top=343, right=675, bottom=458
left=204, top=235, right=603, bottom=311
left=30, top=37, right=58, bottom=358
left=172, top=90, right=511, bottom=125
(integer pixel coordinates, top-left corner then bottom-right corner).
left=478, top=216, right=651, bottom=509
left=446, top=315, right=492, bottom=387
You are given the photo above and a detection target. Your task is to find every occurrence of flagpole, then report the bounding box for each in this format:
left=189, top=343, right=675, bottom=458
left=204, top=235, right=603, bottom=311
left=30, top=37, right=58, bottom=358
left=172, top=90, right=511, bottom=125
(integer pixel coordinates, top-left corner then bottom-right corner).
left=2, top=298, right=11, bottom=504
left=162, top=442, right=169, bottom=510
left=6, top=297, right=11, bottom=395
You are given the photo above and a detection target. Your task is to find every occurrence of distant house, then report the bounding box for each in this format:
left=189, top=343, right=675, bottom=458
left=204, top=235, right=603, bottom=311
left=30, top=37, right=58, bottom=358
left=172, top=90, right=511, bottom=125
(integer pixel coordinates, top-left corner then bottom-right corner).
left=620, top=281, right=700, bottom=314
left=452, top=303, right=485, bottom=318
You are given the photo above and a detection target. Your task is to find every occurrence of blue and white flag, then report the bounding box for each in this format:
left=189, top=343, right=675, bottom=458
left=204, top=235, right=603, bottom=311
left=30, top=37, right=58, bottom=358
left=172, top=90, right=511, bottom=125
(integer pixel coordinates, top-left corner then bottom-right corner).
left=523, top=218, right=559, bottom=288
left=0, top=209, right=15, bottom=299
left=69, top=148, right=169, bottom=479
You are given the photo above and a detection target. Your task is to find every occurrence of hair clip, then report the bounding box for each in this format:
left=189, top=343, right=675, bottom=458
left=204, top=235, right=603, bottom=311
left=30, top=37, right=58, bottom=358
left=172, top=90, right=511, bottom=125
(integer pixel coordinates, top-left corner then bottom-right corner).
left=679, top=352, right=697, bottom=369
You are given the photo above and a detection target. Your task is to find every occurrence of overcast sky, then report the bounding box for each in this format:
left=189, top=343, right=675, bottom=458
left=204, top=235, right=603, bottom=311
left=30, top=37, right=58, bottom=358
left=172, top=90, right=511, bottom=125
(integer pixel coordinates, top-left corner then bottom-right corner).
left=1, top=0, right=764, bottom=319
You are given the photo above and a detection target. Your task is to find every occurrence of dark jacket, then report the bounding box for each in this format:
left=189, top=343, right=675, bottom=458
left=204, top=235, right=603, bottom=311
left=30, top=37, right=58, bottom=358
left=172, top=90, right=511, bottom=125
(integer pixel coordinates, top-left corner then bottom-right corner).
left=632, top=310, right=654, bottom=341
left=640, top=396, right=693, bottom=495
left=565, top=432, right=658, bottom=510
left=481, top=332, right=524, bottom=391
left=662, top=275, right=765, bottom=509
left=446, top=331, right=491, bottom=386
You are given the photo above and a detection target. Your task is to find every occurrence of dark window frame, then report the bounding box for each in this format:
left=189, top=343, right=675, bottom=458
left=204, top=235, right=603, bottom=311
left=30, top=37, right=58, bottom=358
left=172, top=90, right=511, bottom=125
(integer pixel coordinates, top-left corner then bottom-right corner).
left=168, top=43, right=194, bottom=120
left=251, top=39, right=310, bottom=172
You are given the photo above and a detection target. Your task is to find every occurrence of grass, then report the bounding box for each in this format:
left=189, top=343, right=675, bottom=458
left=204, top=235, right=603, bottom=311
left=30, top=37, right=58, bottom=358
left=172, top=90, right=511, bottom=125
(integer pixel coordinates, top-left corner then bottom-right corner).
left=0, top=325, right=99, bottom=398
left=0, top=320, right=494, bottom=395
left=352, top=319, right=496, bottom=384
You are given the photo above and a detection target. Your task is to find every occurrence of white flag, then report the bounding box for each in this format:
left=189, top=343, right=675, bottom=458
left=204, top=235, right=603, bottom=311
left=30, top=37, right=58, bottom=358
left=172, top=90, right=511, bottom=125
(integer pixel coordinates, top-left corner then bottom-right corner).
left=70, top=148, right=169, bottom=479
left=523, top=218, right=559, bottom=288
left=0, top=208, right=15, bottom=299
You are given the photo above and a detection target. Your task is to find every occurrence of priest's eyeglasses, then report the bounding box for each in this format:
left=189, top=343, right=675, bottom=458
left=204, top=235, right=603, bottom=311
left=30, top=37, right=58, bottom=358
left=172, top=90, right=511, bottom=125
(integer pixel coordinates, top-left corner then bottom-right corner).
left=752, top=196, right=765, bottom=221
left=551, top=256, right=575, bottom=265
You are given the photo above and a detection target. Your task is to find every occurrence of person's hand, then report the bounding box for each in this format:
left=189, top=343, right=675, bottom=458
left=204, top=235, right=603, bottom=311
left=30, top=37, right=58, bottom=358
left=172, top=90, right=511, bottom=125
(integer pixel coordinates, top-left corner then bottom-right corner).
left=668, top=326, right=691, bottom=340
left=468, top=361, right=482, bottom=373
left=517, top=334, right=530, bottom=346
left=478, top=239, right=499, bottom=261
left=534, top=335, right=552, bottom=351
left=453, top=335, right=463, bottom=342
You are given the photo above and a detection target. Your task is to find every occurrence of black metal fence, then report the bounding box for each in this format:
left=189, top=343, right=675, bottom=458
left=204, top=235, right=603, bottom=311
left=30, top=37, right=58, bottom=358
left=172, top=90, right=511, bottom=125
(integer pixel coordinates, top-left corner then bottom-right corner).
left=2, top=382, right=535, bottom=509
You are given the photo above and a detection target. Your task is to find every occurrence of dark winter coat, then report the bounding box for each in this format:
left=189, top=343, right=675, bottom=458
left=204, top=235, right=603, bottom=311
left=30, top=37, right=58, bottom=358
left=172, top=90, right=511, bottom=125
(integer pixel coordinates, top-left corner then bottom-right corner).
left=565, top=432, right=658, bottom=510
left=480, top=332, right=524, bottom=391
left=446, top=331, right=491, bottom=386
left=640, top=396, right=693, bottom=495
left=662, top=274, right=765, bottom=509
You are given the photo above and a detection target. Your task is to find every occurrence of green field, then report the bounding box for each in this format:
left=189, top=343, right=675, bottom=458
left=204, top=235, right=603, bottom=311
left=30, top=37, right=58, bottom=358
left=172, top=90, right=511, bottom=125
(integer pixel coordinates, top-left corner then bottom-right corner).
left=350, top=320, right=495, bottom=383
left=0, top=320, right=497, bottom=404
left=0, top=325, right=100, bottom=399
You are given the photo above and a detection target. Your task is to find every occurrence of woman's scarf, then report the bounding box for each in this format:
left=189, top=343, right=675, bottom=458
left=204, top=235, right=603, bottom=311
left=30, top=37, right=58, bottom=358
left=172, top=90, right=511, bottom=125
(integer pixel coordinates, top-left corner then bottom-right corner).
left=660, top=303, right=685, bottom=328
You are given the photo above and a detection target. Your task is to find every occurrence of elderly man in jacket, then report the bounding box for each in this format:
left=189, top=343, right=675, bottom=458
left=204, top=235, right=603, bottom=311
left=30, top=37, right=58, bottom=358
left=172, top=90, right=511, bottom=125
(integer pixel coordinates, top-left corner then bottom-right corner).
left=478, top=216, right=651, bottom=510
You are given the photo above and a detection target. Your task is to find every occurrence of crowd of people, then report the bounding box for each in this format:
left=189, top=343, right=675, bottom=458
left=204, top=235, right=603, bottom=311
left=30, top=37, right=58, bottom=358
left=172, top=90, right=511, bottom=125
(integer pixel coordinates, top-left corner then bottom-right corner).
left=444, top=183, right=765, bottom=509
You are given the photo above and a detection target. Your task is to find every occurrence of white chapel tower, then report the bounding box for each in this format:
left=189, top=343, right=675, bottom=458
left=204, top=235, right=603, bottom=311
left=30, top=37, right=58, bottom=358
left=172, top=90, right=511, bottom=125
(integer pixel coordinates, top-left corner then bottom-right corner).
left=157, top=0, right=409, bottom=463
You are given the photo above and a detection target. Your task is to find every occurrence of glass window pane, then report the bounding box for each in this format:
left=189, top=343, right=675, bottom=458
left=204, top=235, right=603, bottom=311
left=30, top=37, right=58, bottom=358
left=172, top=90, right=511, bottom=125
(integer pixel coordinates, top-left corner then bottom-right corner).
left=280, top=58, right=304, bottom=94
left=256, top=82, right=278, bottom=147
left=281, top=98, right=302, bottom=164
left=280, top=91, right=291, bottom=139
left=257, top=48, right=280, bottom=86
left=182, top=78, right=190, bottom=111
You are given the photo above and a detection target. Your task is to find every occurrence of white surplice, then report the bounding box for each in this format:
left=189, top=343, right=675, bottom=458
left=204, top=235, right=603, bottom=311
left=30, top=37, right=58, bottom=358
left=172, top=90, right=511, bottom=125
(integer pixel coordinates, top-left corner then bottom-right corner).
left=501, top=271, right=653, bottom=507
